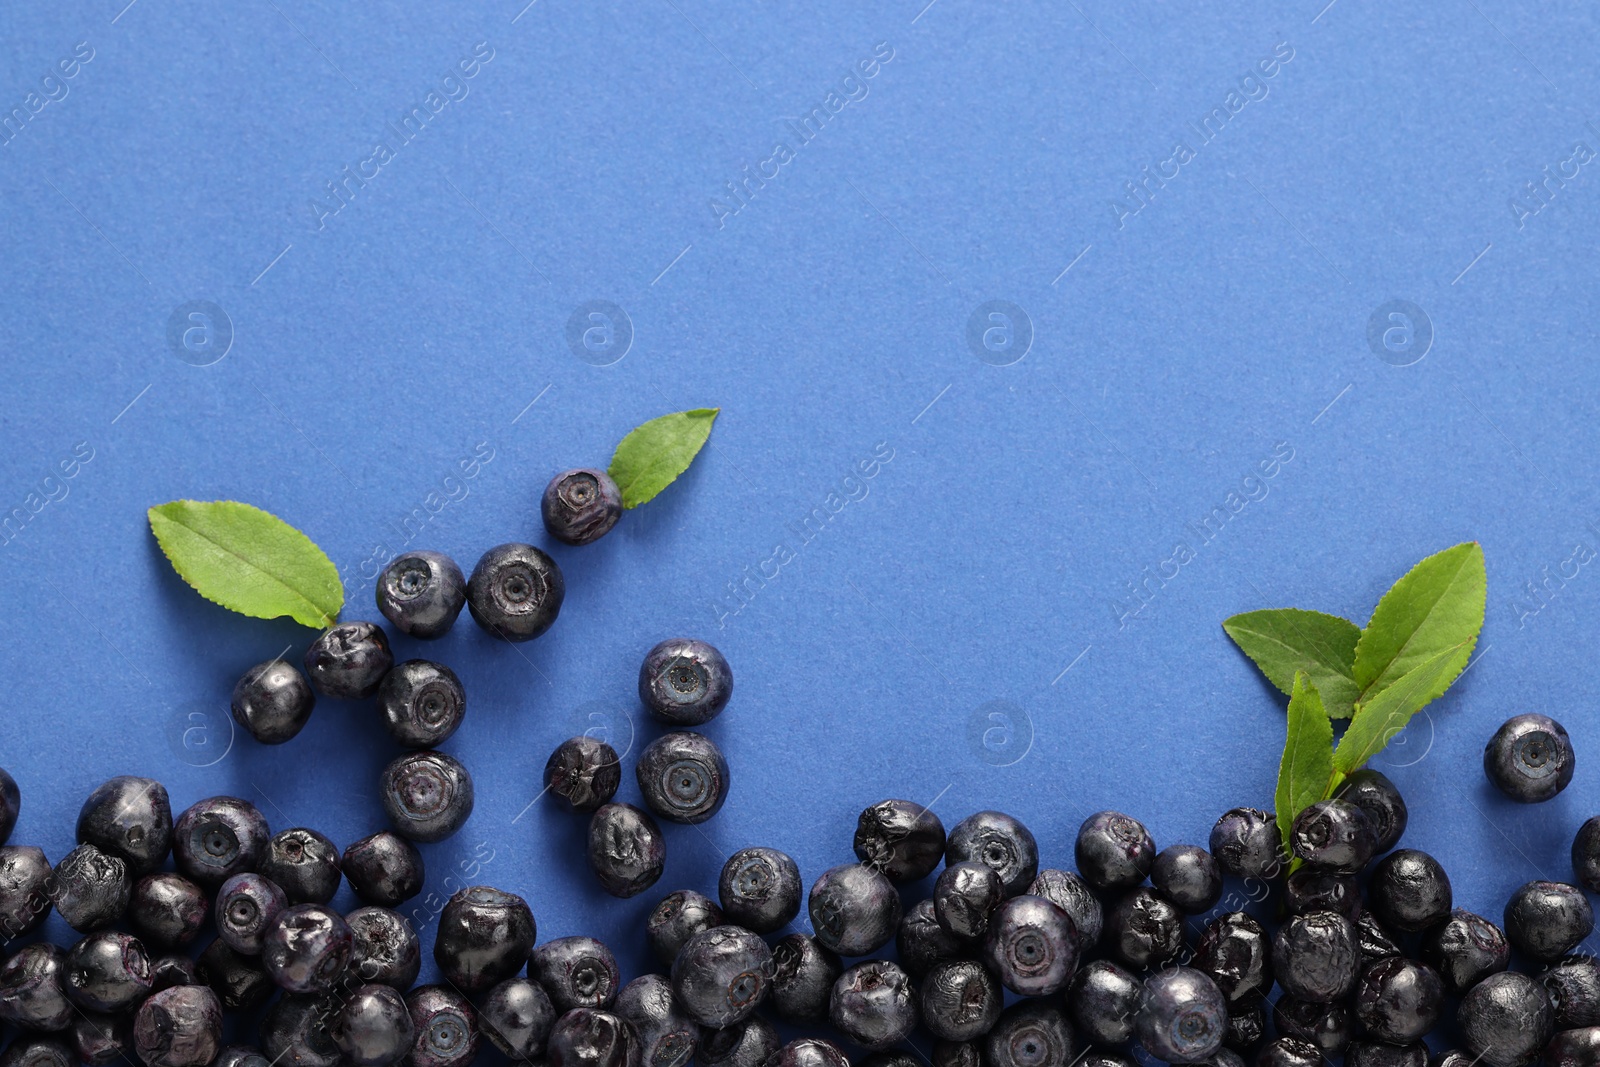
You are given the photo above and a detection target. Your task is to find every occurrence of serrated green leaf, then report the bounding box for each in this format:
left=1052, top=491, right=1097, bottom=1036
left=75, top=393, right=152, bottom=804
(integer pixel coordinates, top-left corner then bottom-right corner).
left=1334, top=641, right=1471, bottom=775
left=1276, top=671, right=1335, bottom=853
left=608, top=408, right=719, bottom=509
left=148, top=500, right=343, bottom=628
left=1223, top=608, right=1363, bottom=719
left=1353, top=542, right=1486, bottom=706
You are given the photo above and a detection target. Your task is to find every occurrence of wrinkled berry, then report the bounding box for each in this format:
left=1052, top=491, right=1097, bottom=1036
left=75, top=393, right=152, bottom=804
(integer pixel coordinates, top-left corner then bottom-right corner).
left=172, top=796, right=270, bottom=887
left=405, top=986, right=479, bottom=1067
left=854, top=798, right=946, bottom=882
left=0, top=943, right=72, bottom=1030
left=1357, top=909, right=1404, bottom=961
left=334, top=984, right=415, bottom=1067
left=920, top=959, right=1001, bottom=1042
left=1546, top=1027, right=1600, bottom=1067
left=71, top=1011, right=132, bottom=1067
left=50, top=844, right=129, bottom=931
left=231, top=659, right=316, bottom=744
left=1484, top=713, right=1575, bottom=802
left=934, top=860, right=1004, bottom=939
left=1346, top=1042, right=1428, bottom=1067
left=381, top=751, right=474, bottom=843
left=377, top=551, right=466, bottom=639
left=132, top=985, right=222, bottom=1067
left=76, top=775, right=172, bottom=875
left=478, top=977, right=557, bottom=1061
left=1225, top=1007, right=1265, bottom=1052
left=130, top=872, right=208, bottom=949
left=195, top=938, right=274, bottom=1012
left=1066, top=959, right=1142, bottom=1046
left=262, top=904, right=352, bottom=995
left=1029, top=868, right=1102, bottom=948
left=304, top=621, right=393, bottom=699
left=531, top=936, right=621, bottom=1012
left=896, top=897, right=965, bottom=978
left=1542, top=955, right=1600, bottom=1028
left=1274, top=910, right=1359, bottom=1002
left=1137, top=966, right=1227, bottom=1063
left=1506, top=880, right=1594, bottom=961
left=1194, top=911, right=1275, bottom=1009
left=1255, top=1037, right=1323, bottom=1067
left=1335, top=769, right=1408, bottom=853
left=588, top=803, right=666, bottom=899
left=717, top=846, right=799, bottom=932
left=635, top=731, right=729, bottom=825
left=1355, top=956, right=1445, bottom=1043
left=1153, top=844, right=1222, bottom=913
left=1291, top=799, right=1375, bottom=872
left=546, top=736, right=622, bottom=814
left=985, top=893, right=1078, bottom=995
left=261, top=995, right=343, bottom=1067
left=932, top=1041, right=983, bottom=1067
left=0, top=1038, right=70, bottom=1067
left=769, top=1038, right=848, bottom=1067
left=1210, top=807, right=1282, bottom=880
left=379, top=661, right=466, bottom=749
left=348, top=906, right=422, bottom=989
left=211, top=1047, right=270, bottom=1067
left=434, top=886, right=535, bottom=991
left=64, top=929, right=152, bottom=1012
left=1284, top=867, right=1359, bottom=918
left=948, top=810, right=1039, bottom=896
left=1458, top=971, right=1553, bottom=1067
left=467, top=543, right=564, bottom=641
left=547, top=1009, right=637, bottom=1067
left=1420, top=908, right=1509, bottom=994
left=149, top=954, right=199, bottom=991
left=342, top=831, right=424, bottom=907
left=646, top=889, right=722, bottom=968
left=670, top=926, right=770, bottom=1028
left=769, top=933, right=840, bottom=1024
left=616, top=973, right=695, bottom=1067
left=698, top=1017, right=779, bottom=1067
left=543, top=468, right=623, bottom=546
left=0, top=846, right=52, bottom=939
left=216, top=873, right=287, bottom=955
left=830, top=960, right=918, bottom=1050
left=808, top=863, right=901, bottom=956
left=1104, top=885, right=1183, bottom=970
left=1272, top=996, right=1352, bottom=1055
left=986, top=1001, right=1078, bottom=1067
left=1368, top=849, right=1451, bottom=931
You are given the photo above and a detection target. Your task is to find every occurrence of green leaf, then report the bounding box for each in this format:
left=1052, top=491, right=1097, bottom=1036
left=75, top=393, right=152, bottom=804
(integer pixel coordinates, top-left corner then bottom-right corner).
left=1334, top=641, right=1471, bottom=775
left=1276, top=671, right=1335, bottom=853
left=1223, top=608, right=1363, bottom=719
left=148, top=500, right=343, bottom=629
left=1352, top=542, right=1486, bottom=706
left=608, top=408, right=720, bottom=509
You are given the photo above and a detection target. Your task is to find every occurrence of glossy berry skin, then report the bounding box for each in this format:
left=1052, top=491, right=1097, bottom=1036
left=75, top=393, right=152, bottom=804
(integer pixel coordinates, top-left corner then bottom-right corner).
left=808, top=862, right=902, bottom=956
left=1225, top=1007, right=1265, bottom=1052
left=1272, top=996, right=1352, bottom=1055
left=379, top=661, right=466, bottom=749
left=262, top=904, right=353, bottom=995
left=1335, top=770, right=1409, bottom=853
left=1066, top=959, right=1142, bottom=1046
left=1358, top=910, right=1404, bottom=961
left=262, top=996, right=343, bottom=1067
left=64, top=930, right=152, bottom=1012
left=770, top=1038, right=849, bottom=1067
left=670, top=926, right=771, bottom=1028
left=1355, top=957, right=1445, bottom=1043
left=986, top=1001, right=1078, bottom=1067
left=209, top=1042, right=268, bottom=1067
left=1103, top=886, right=1183, bottom=970
left=376, top=551, right=467, bottom=639
left=1138, top=967, right=1227, bottom=1063
left=303, top=621, right=393, bottom=699
left=919, top=959, right=1000, bottom=1042
left=985, top=894, right=1078, bottom=995
left=1153, top=844, right=1223, bottom=913
left=1291, top=799, right=1375, bottom=873
left=543, top=468, right=623, bottom=546
left=342, top=831, right=424, bottom=906
left=216, top=873, right=287, bottom=954
left=616, top=974, right=696, bottom=1067
left=1368, top=849, right=1452, bottom=931
left=434, top=886, right=536, bottom=992
left=0, top=768, right=16, bottom=846
left=1029, top=868, right=1102, bottom=948
left=1075, top=810, right=1156, bottom=893
left=72, top=1011, right=133, bottom=1067
left=1484, top=713, right=1575, bottom=802
left=1346, top=1043, right=1429, bottom=1067
left=638, top=638, right=732, bottom=726
left=699, top=1018, right=780, bottom=1067
left=1210, top=808, right=1281, bottom=879
left=467, top=543, right=565, bottom=641
left=1194, top=911, right=1275, bottom=1009
left=478, top=977, right=557, bottom=1061
left=348, top=906, right=422, bottom=989
left=0, top=846, right=52, bottom=939
left=531, top=936, right=621, bottom=1012
left=1576, top=817, right=1600, bottom=892
left=133, top=985, right=222, bottom=1067
left=1284, top=868, right=1359, bottom=919
left=195, top=938, right=274, bottom=1012
left=76, top=776, right=172, bottom=875
left=230, top=660, right=316, bottom=745
left=333, top=984, right=414, bottom=1067
left=545, top=736, right=622, bottom=814
left=1505, top=880, right=1595, bottom=962
left=1432, top=1052, right=1482, bottom=1067
left=0, top=943, right=73, bottom=1030
left=769, top=934, right=841, bottom=1024
left=1546, top=1027, right=1600, bottom=1067
left=149, top=954, right=199, bottom=991
left=1457, top=971, right=1553, bottom=1067
left=588, top=803, right=666, bottom=899
left=948, top=810, right=1039, bottom=897
left=635, top=732, right=730, bottom=825
left=934, top=860, right=1004, bottom=938
left=718, top=847, right=800, bottom=932
left=646, top=890, right=722, bottom=967
left=381, top=751, right=474, bottom=843
left=1256, top=1037, right=1324, bottom=1067
left=1274, top=910, right=1359, bottom=1002
left=50, top=844, right=130, bottom=932
left=0, top=1038, right=71, bottom=1067
left=897, top=897, right=966, bottom=979
left=1420, top=909, right=1509, bottom=994
left=172, top=796, right=270, bottom=887
left=1541, top=955, right=1600, bottom=1028
left=829, top=960, right=918, bottom=1051
left=259, top=828, right=341, bottom=905
left=854, top=799, right=946, bottom=883
left=405, top=986, right=479, bottom=1067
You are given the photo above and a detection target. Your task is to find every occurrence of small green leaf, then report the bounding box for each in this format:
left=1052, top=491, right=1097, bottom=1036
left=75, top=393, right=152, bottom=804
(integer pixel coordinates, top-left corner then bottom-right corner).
left=1223, top=608, right=1363, bottom=719
left=148, top=500, right=343, bottom=629
left=1353, top=542, right=1486, bottom=706
left=608, top=408, right=719, bottom=509
left=1276, top=671, right=1335, bottom=853
left=1334, top=641, right=1472, bottom=775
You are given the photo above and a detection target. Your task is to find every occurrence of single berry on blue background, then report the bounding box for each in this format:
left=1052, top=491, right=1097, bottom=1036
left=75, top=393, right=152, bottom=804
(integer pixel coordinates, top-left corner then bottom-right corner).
left=50, top=844, right=130, bottom=932
left=230, top=660, right=315, bottom=745
left=635, top=731, right=730, bottom=825
left=920, top=959, right=1000, bottom=1042
left=770, top=934, right=842, bottom=1024
left=215, top=873, right=287, bottom=955
left=1137, top=966, right=1227, bottom=1063
left=1457, top=971, right=1552, bottom=1067
left=1354, top=956, right=1445, bottom=1043
left=347, top=906, right=421, bottom=990
left=77, top=776, right=170, bottom=876
left=647, top=890, right=723, bottom=967
left=376, top=551, right=466, bottom=639
left=669, top=925, right=771, bottom=1028
left=854, top=799, right=946, bottom=883
left=587, top=803, right=665, bottom=899
left=1484, top=713, right=1575, bottom=802
left=173, top=796, right=270, bottom=887
left=983, top=894, right=1078, bottom=996
left=63, top=930, right=152, bottom=1012
left=1193, top=911, right=1274, bottom=1010
left=638, top=638, right=733, bottom=726
left=433, top=886, right=535, bottom=992
left=1075, top=811, right=1155, bottom=892
left=530, top=936, right=621, bottom=1013
left=261, top=904, right=352, bottom=995
left=1274, top=910, right=1359, bottom=1003
left=1028, top=869, right=1102, bottom=949
left=947, top=810, right=1039, bottom=896
left=1335, top=769, right=1409, bottom=853
left=403, top=986, right=478, bottom=1067
left=809, top=863, right=901, bottom=956
left=1368, top=849, right=1451, bottom=932
left=332, top=983, right=414, bottom=1067
left=1291, top=799, right=1375, bottom=872
left=303, top=622, right=393, bottom=700
left=829, top=959, right=918, bottom=1051
left=1504, top=880, right=1594, bottom=962
left=1066, top=958, right=1142, bottom=1046
left=545, top=736, right=622, bottom=814
left=342, top=832, right=424, bottom=907
left=1151, top=844, right=1222, bottom=913
left=477, top=977, right=556, bottom=1062
left=380, top=751, right=474, bottom=844
left=542, top=468, right=623, bottom=546
left=1209, top=807, right=1281, bottom=879
left=719, top=847, right=800, bottom=933
left=466, top=543, right=564, bottom=641
left=615, top=973, right=696, bottom=1067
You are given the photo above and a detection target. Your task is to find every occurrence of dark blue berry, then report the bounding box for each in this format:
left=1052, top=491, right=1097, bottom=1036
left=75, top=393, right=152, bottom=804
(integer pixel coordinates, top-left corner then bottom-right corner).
left=542, top=468, right=623, bottom=546
left=854, top=798, right=945, bottom=882
left=808, top=863, right=901, bottom=956
left=1224, top=1007, right=1265, bottom=1052
left=478, top=977, right=557, bottom=1061
left=984, top=893, right=1078, bottom=995
left=531, top=936, right=621, bottom=1012
left=231, top=660, right=315, bottom=744
left=769, top=934, right=840, bottom=1024
left=348, top=906, right=421, bottom=989
left=1541, top=955, right=1600, bottom=1028
left=1104, top=885, right=1183, bottom=970
left=381, top=751, right=474, bottom=843
left=1271, top=996, right=1352, bottom=1055
left=172, top=796, right=270, bottom=887
left=1368, top=849, right=1451, bottom=931
left=132, top=985, right=222, bottom=1067
left=1193, top=911, right=1274, bottom=1010
left=920, top=959, right=1001, bottom=1042
left=829, top=960, right=918, bottom=1051
left=76, top=776, right=171, bottom=876
left=616, top=974, right=696, bottom=1067
left=932, top=1040, right=982, bottom=1067
left=50, top=844, right=129, bottom=932
left=0, top=846, right=53, bottom=940
left=1545, top=1027, right=1600, bottom=1067
left=377, top=551, right=466, bottom=639
left=986, top=1001, right=1078, bottom=1067
left=258, top=827, right=341, bottom=905
left=262, top=904, right=352, bottom=995
left=1152, top=844, right=1222, bottom=913
left=434, top=886, right=535, bottom=992
left=545, top=736, right=622, bottom=814
left=0, top=768, right=18, bottom=847
left=1291, top=799, right=1375, bottom=872
left=467, top=543, right=564, bottom=641
left=211, top=1048, right=270, bottom=1067
left=698, top=1017, right=779, bottom=1067
left=1335, top=769, right=1408, bottom=853
left=1357, top=909, right=1404, bottom=961
left=215, top=873, right=286, bottom=954
left=948, top=810, right=1039, bottom=897
left=1457, top=971, right=1553, bottom=1067
left=1029, top=868, right=1102, bottom=948
left=718, top=847, right=799, bottom=932
left=1354, top=956, right=1445, bottom=1043
left=0, top=943, right=72, bottom=1030
left=636, top=731, right=729, bottom=825
left=1066, top=958, right=1142, bottom=1046
left=404, top=986, right=478, bottom=1067
left=769, top=1038, right=849, bottom=1067
left=1076, top=810, right=1156, bottom=892
left=1080, top=1053, right=1135, bottom=1067
left=669, top=926, right=770, bottom=1028
left=341, top=831, right=424, bottom=907
left=1274, top=910, right=1359, bottom=1002
left=72, top=1011, right=132, bottom=1067
left=195, top=938, right=274, bottom=1012
left=1420, top=908, right=1508, bottom=993
left=1484, top=713, right=1575, bottom=802
left=1284, top=867, right=1359, bottom=918
left=379, top=661, right=465, bottom=749
left=588, top=803, right=666, bottom=899
left=261, top=995, right=342, bottom=1067
left=934, top=860, right=1003, bottom=939
left=638, top=638, right=732, bottom=726
left=0, top=1038, right=70, bottom=1067
left=896, top=897, right=966, bottom=978
left=149, top=954, right=199, bottom=991
left=1210, top=807, right=1281, bottom=879
left=1346, top=1042, right=1428, bottom=1067
left=1137, top=966, right=1227, bottom=1063
left=1505, top=880, right=1594, bottom=962
left=1255, top=1037, right=1323, bottom=1067
left=646, top=890, right=722, bottom=967
left=303, top=621, right=393, bottom=699
left=1575, top=817, right=1600, bottom=892
left=1431, top=1052, right=1480, bottom=1067
left=333, top=984, right=414, bottom=1067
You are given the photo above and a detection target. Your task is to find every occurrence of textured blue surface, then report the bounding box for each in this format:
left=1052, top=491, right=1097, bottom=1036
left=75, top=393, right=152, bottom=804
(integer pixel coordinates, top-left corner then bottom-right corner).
left=3, top=0, right=1600, bottom=1045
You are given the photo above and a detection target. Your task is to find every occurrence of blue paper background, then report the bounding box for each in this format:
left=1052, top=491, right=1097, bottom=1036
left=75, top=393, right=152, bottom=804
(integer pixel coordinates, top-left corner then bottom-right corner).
left=3, top=0, right=1599, bottom=1050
